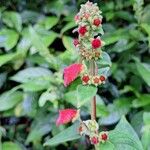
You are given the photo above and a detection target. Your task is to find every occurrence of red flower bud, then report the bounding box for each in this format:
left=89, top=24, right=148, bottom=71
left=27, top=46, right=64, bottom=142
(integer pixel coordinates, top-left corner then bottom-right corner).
left=101, top=133, right=108, bottom=141
left=99, top=132, right=109, bottom=142
left=90, top=136, right=99, bottom=145
left=73, top=39, right=79, bottom=47
left=100, top=75, right=106, bottom=82
left=92, top=38, right=102, bottom=49
left=82, top=75, right=90, bottom=84
left=93, top=76, right=100, bottom=84
left=78, top=26, right=87, bottom=36
left=93, top=18, right=102, bottom=26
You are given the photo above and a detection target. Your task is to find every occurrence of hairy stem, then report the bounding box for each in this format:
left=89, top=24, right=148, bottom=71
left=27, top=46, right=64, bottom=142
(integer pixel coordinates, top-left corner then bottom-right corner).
left=90, top=60, right=97, bottom=120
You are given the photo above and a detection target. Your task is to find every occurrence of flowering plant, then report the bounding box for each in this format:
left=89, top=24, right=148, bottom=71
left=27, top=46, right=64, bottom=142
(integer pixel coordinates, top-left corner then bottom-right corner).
left=45, top=2, right=111, bottom=149
left=44, top=1, right=145, bottom=150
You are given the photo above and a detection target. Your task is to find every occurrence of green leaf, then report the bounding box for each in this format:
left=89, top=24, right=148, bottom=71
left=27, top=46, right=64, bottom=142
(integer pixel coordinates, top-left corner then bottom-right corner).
left=11, top=67, right=52, bottom=92
left=0, top=91, right=23, bottom=111
left=37, top=16, right=59, bottom=30
left=77, top=85, right=97, bottom=108
left=14, top=28, right=31, bottom=69
left=0, top=53, right=19, bottom=67
left=136, top=62, right=150, bottom=86
left=97, top=51, right=112, bottom=68
left=2, top=142, right=22, bottom=150
left=61, top=22, right=76, bottom=34
left=17, top=28, right=31, bottom=52
left=2, top=11, right=22, bottom=32
left=21, top=81, right=50, bottom=92
left=143, top=112, right=150, bottom=125
left=141, top=23, right=150, bottom=47
left=29, top=26, right=59, bottom=69
left=120, top=85, right=140, bottom=97
left=97, top=105, right=109, bottom=117
left=100, top=98, right=131, bottom=125
left=141, top=5, right=150, bottom=24
left=0, top=29, right=19, bottom=51
left=34, top=26, right=58, bottom=47
left=141, top=112, right=150, bottom=149
left=99, top=141, right=115, bottom=150
left=39, top=90, right=57, bottom=107
left=11, top=67, right=52, bottom=83
left=44, top=122, right=80, bottom=146
left=62, top=36, right=76, bottom=52
left=0, top=72, right=7, bottom=88
left=141, top=127, right=150, bottom=150
left=110, top=39, right=135, bottom=53
left=0, top=126, right=6, bottom=137
left=21, top=10, right=41, bottom=23
left=58, top=50, right=77, bottom=65
left=26, top=114, right=52, bottom=144
left=98, top=67, right=110, bottom=77
left=15, top=92, right=38, bottom=117
left=133, top=0, right=144, bottom=23
left=132, top=94, right=150, bottom=108
left=102, top=29, right=129, bottom=45
left=114, top=11, right=134, bottom=21
left=97, top=27, right=104, bottom=35
left=64, top=90, right=77, bottom=106
left=131, top=111, right=143, bottom=137
left=109, top=116, right=144, bottom=150
left=43, top=0, right=67, bottom=17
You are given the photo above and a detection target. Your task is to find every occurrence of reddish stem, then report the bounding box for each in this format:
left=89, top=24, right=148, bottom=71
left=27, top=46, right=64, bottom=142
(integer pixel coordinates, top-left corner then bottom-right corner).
left=90, top=60, right=97, bottom=120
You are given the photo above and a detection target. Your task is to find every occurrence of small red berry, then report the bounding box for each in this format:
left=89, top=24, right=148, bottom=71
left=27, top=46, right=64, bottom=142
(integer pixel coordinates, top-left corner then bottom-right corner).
left=101, top=133, right=108, bottom=141
left=92, top=38, right=102, bottom=49
left=93, top=18, right=102, bottom=26
left=82, top=75, right=90, bottom=84
left=100, top=75, right=106, bottom=82
left=90, top=136, right=99, bottom=145
left=78, top=26, right=87, bottom=36
left=93, top=76, right=99, bottom=84
left=73, top=39, right=79, bottom=47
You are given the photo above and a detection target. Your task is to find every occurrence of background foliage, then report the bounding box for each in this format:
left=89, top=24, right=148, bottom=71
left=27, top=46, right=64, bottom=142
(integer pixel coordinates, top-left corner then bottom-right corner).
left=0, top=0, right=150, bottom=149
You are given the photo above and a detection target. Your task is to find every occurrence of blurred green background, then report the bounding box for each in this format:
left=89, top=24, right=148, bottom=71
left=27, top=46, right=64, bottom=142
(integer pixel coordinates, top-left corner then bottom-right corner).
left=0, top=0, right=150, bottom=150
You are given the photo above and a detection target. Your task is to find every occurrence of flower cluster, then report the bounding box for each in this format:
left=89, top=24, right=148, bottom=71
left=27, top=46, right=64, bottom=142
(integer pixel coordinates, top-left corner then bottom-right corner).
left=73, top=1, right=104, bottom=60
left=79, top=48, right=101, bottom=60
left=78, top=120, right=109, bottom=145
left=56, top=109, right=109, bottom=145
left=82, top=74, right=106, bottom=86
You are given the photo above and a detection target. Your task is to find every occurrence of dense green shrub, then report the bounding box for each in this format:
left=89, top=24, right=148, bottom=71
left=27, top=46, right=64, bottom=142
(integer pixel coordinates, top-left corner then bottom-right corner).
left=0, top=0, right=150, bottom=149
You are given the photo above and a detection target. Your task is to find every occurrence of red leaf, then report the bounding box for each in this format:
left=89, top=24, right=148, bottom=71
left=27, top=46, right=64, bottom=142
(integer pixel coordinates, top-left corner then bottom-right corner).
left=56, top=109, right=78, bottom=126
left=64, top=63, right=83, bottom=87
